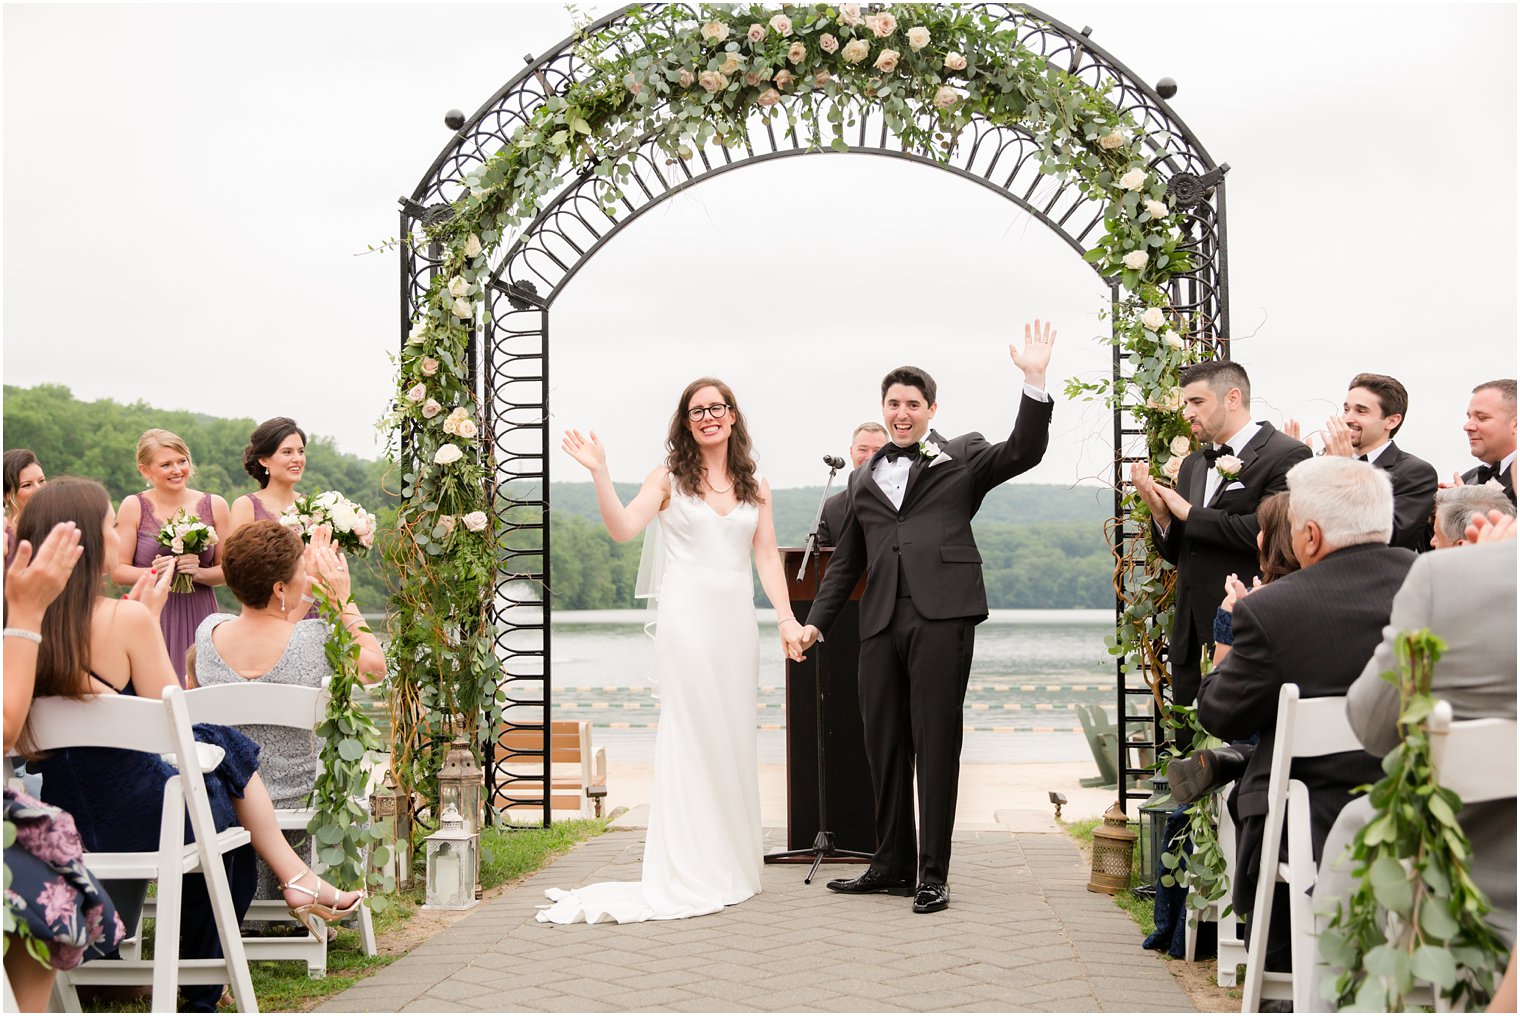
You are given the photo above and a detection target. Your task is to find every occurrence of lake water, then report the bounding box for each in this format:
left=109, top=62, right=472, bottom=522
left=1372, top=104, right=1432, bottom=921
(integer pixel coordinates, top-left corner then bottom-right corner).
left=533, top=609, right=1142, bottom=766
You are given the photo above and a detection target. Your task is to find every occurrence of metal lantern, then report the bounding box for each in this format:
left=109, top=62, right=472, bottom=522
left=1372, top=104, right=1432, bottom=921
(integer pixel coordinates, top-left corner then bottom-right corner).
left=422, top=805, right=478, bottom=911
left=437, top=734, right=485, bottom=898
left=369, top=770, right=413, bottom=890
left=1087, top=802, right=1138, bottom=895
left=1137, top=773, right=1174, bottom=894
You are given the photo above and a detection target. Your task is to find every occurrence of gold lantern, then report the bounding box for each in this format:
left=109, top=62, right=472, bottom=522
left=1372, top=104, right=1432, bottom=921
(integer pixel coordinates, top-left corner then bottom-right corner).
left=422, top=805, right=478, bottom=911
left=436, top=734, right=485, bottom=898
left=369, top=770, right=413, bottom=890
left=1087, top=802, right=1138, bottom=895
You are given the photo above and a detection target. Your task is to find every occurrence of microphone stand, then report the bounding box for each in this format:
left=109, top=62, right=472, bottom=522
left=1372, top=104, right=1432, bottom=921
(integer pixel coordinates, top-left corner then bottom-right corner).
left=765, top=457, right=874, bottom=882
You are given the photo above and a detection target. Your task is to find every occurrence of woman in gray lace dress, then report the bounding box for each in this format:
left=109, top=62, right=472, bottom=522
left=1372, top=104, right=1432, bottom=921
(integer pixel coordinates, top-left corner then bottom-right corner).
left=192, top=520, right=386, bottom=905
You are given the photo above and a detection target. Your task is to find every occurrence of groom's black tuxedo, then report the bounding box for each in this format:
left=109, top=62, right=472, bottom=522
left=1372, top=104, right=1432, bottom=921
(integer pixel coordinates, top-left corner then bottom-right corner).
left=806, top=392, right=1053, bottom=885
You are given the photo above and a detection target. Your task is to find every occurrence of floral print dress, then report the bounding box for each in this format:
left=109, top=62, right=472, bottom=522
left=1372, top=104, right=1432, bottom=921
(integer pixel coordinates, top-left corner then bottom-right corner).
left=3, top=788, right=125, bottom=969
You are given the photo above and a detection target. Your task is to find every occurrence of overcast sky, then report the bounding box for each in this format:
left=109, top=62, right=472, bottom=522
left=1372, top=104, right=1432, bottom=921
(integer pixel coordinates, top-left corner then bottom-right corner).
left=4, top=3, right=1515, bottom=491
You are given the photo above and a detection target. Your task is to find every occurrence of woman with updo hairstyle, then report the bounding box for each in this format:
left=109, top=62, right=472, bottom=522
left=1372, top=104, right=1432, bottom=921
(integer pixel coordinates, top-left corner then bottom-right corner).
left=109, top=429, right=229, bottom=685
left=193, top=519, right=385, bottom=912
left=4, top=448, right=47, bottom=569
left=229, top=417, right=307, bottom=535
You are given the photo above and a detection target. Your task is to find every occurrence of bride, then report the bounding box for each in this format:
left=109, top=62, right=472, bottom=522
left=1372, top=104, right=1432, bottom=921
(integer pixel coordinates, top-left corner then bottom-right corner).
left=538, top=377, right=798, bottom=924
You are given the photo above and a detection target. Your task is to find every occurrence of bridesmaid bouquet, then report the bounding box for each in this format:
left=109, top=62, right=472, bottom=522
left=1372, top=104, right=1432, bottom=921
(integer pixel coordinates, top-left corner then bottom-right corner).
left=278, top=490, right=376, bottom=557
left=156, top=508, right=219, bottom=593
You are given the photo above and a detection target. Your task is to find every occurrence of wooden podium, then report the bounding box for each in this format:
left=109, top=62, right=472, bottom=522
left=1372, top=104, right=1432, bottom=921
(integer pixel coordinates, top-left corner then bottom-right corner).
left=769, top=547, right=875, bottom=865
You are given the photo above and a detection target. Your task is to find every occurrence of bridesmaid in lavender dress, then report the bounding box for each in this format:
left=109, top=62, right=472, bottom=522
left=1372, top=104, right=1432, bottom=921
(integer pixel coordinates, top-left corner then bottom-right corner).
left=228, top=417, right=318, bottom=619
left=109, top=429, right=230, bottom=685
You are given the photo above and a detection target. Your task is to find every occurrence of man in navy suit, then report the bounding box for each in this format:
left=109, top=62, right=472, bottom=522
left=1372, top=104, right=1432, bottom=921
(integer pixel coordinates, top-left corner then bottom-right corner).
left=1131, top=361, right=1311, bottom=708
left=794, top=321, right=1056, bottom=914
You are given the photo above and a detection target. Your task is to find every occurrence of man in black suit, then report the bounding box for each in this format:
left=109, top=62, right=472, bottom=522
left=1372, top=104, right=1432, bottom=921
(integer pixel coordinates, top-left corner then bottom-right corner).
left=1322, top=373, right=1438, bottom=552
left=1198, top=456, right=1415, bottom=972
left=793, top=321, right=1056, bottom=914
left=1130, top=361, right=1312, bottom=707
left=817, top=422, right=887, bottom=547
left=1457, top=378, right=1516, bottom=505
left=1431, top=485, right=1516, bottom=548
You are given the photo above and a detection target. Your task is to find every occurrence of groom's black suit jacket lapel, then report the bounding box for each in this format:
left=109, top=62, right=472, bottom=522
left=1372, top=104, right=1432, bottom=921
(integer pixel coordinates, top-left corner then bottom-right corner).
left=806, top=393, right=1054, bottom=641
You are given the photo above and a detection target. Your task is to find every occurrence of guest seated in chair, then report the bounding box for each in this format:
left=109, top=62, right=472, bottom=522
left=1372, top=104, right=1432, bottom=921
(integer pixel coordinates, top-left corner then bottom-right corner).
left=1197, top=457, right=1415, bottom=972
left=13, top=480, right=364, bottom=1012
left=4, top=519, right=126, bottom=1013
left=193, top=519, right=385, bottom=915
left=1430, top=485, right=1516, bottom=550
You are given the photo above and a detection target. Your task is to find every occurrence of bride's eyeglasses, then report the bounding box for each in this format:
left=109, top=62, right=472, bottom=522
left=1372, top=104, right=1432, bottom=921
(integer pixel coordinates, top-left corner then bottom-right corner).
left=686, top=403, right=731, bottom=422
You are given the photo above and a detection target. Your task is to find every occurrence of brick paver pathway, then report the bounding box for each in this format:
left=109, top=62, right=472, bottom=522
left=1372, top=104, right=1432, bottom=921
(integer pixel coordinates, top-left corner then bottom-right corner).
left=317, top=826, right=1194, bottom=1012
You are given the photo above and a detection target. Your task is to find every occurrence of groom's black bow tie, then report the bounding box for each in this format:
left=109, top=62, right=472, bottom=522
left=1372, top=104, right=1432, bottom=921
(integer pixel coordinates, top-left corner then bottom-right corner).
left=1475, top=462, right=1503, bottom=484
left=881, top=442, right=922, bottom=464
left=1202, top=443, right=1235, bottom=464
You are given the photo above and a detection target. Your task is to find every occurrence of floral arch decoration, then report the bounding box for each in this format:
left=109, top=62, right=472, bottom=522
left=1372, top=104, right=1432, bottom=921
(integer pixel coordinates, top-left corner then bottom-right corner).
left=387, top=2, right=1231, bottom=825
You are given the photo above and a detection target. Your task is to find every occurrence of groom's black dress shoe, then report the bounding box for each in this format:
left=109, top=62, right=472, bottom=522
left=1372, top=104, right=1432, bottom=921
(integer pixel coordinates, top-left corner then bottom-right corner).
left=912, top=883, right=949, bottom=913
left=1168, top=744, right=1251, bottom=805
left=826, top=869, right=913, bottom=895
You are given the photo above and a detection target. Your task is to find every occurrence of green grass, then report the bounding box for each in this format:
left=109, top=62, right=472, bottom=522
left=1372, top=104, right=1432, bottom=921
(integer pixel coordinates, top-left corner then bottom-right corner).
left=82, top=816, right=610, bottom=1012
left=1063, top=815, right=1156, bottom=937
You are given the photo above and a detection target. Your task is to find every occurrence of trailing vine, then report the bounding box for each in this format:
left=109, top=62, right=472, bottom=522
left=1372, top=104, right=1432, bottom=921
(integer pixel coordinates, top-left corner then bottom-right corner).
left=387, top=4, right=1214, bottom=823
left=1318, top=630, right=1509, bottom=1011
left=1158, top=706, right=1230, bottom=920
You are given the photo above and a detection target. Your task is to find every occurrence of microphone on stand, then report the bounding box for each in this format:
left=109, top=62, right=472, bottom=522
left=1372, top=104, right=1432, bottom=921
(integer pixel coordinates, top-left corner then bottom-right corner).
left=799, top=455, right=846, bottom=580
left=822, top=455, right=845, bottom=470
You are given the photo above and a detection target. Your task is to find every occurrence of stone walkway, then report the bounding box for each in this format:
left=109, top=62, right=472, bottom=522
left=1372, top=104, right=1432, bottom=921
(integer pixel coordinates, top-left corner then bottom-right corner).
left=317, top=823, right=1194, bottom=1013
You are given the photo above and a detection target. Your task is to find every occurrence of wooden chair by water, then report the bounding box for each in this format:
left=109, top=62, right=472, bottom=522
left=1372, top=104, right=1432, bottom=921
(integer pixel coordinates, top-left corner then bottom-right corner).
left=495, top=721, right=608, bottom=820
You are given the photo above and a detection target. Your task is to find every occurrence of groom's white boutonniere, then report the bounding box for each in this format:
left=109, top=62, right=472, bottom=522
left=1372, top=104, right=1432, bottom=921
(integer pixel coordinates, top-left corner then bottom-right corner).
left=919, top=439, right=941, bottom=460
left=1215, top=454, right=1244, bottom=483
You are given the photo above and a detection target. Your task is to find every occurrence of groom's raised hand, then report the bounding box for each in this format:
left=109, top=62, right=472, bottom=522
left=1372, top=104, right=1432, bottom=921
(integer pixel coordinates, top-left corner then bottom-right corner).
left=1009, top=319, right=1057, bottom=390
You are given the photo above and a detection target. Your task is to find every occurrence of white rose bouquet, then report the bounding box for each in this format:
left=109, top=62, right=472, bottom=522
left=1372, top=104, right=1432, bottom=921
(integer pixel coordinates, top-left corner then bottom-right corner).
left=156, top=508, right=219, bottom=593
left=279, top=490, right=377, bottom=557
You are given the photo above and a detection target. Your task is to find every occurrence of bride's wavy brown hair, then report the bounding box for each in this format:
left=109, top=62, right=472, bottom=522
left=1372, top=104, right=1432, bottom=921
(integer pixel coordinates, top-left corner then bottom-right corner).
left=665, top=377, right=761, bottom=506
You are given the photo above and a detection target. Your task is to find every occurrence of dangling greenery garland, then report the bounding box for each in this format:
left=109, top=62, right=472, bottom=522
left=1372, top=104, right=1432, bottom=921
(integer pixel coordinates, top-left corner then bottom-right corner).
left=1319, top=630, right=1509, bottom=1011
left=385, top=3, right=1208, bottom=822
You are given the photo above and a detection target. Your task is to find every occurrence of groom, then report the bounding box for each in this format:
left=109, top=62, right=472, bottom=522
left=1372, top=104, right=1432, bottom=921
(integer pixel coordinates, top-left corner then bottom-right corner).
left=793, top=322, right=1056, bottom=913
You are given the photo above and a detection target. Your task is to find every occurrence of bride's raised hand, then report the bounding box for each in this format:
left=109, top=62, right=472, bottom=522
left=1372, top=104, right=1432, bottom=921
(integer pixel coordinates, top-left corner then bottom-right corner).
left=562, top=429, right=607, bottom=474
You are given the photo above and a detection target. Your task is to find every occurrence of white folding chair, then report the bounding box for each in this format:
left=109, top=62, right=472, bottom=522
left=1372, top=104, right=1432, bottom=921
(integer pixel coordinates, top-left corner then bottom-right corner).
left=178, top=682, right=378, bottom=975
left=1182, top=781, right=1250, bottom=987
left=29, top=687, right=258, bottom=1014
left=1242, top=684, right=1362, bottom=1013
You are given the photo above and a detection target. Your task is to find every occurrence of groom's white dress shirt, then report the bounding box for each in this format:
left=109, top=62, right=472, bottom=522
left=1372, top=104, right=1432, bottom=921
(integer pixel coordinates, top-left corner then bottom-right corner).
left=1202, top=419, right=1261, bottom=505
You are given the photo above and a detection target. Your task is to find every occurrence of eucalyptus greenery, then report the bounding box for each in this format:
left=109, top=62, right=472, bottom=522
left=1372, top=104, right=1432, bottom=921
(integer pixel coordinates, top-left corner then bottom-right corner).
left=1318, top=630, right=1508, bottom=1011
left=1159, top=706, right=1231, bottom=922
left=388, top=3, right=1210, bottom=822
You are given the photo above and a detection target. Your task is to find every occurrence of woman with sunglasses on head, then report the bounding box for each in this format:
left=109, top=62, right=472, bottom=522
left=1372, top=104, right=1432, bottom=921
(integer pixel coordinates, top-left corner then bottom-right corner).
left=540, top=378, right=795, bottom=925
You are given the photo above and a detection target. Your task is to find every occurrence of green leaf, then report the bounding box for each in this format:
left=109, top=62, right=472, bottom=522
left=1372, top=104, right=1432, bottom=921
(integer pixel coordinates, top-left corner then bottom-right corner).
left=1369, top=855, right=1413, bottom=914
left=337, top=738, right=365, bottom=762
left=1427, top=792, right=1457, bottom=828
left=1409, top=944, right=1457, bottom=989
left=1418, top=895, right=1460, bottom=940
left=315, top=823, right=346, bottom=846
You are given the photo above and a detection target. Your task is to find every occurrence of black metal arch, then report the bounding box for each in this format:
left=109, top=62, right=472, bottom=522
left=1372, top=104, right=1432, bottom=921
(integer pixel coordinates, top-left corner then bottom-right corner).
left=401, top=3, right=1230, bottom=824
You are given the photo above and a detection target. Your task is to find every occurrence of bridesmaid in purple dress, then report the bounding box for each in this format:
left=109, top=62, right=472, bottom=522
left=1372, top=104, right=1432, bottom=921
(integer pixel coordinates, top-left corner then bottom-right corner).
left=109, top=429, right=230, bottom=685
left=229, top=417, right=318, bottom=620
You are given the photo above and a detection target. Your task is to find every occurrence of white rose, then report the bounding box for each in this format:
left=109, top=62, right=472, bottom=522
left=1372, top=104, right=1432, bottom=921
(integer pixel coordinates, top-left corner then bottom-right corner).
left=873, top=49, right=901, bottom=73
left=1169, top=436, right=1191, bottom=457
left=422, top=398, right=443, bottom=419
left=943, top=51, right=967, bottom=71
left=451, top=297, right=472, bottom=319
left=444, top=407, right=471, bottom=435
left=1162, top=455, right=1183, bottom=480
left=869, top=12, right=897, bottom=36
left=1162, top=330, right=1185, bottom=350
left=447, top=275, right=469, bottom=299
left=907, top=26, right=930, bottom=51
left=438, top=514, right=457, bottom=537
left=462, top=511, right=489, bottom=533
left=406, top=383, right=427, bottom=403
left=463, top=234, right=483, bottom=258
left=315, top=491, right=341, bottom=508
left=1166, top=386, right=1185, bottom=411
left=678, top=68, right=694, bottom=88
left=407, top=321, right=428, bottom=345
left=839, top=3, right=863, bottom=27
left=841, top=38, right=870, bottom=64
left=457, top=419, right=478, bottom=440
left=171, top=538, right=184, bottom=555
left=719, top=52, right=742, bottom=76
left=1143, top=199, right=1169, bottom=219
left=1215, top=454, right=1244, bottom=476
left=747, top=23, right=766, bottom=43
left=700, top=21, right=729, bottom=43
left=819, top=33, right=839, bottom=54
left=699, top=70, right=727, bottom=93
left=1118, top=168, right=1147, bottom=191
left=1097, top=131, right=1124, bottom=150
left=1122, top=250, right=1149, bottom=270
left=933, top=85, right=960, bottom=109
left=787, top=41, right=806, bottom=65
left=1140, top=307, right=1165, bottom=331
left=769, top=13, right=792, bottom=36
left=329, top=502, right=357, bottom=533
left=420, top=356, right=439, bottom=376
left=434, top=443, right=464, bottom=466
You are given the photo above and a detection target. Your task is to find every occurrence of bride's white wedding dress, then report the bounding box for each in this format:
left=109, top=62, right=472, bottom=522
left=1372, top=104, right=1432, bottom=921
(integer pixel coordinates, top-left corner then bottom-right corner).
left=536, top=486, right=764, bottom=924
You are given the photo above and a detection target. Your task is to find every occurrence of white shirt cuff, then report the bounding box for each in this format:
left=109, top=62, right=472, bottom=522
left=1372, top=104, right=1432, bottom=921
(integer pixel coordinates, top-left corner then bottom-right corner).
left=1022, top=383, right=1051, bottom=403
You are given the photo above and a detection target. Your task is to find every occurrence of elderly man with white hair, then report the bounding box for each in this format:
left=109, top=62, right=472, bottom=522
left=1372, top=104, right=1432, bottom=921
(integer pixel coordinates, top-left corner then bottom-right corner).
left=1430, top=484, right=1517, bottom=549
left=1197, top=456, right=1417, bottom=975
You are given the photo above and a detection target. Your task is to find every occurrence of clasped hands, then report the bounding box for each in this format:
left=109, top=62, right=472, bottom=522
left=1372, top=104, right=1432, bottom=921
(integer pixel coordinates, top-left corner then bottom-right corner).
left=1129, top=461, right=1191, bottom=525
left=779, top=621, right=821, bottom=662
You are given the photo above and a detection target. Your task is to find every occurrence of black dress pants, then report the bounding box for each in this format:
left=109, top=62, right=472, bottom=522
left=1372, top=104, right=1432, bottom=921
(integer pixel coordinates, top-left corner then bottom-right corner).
left=857, top=597, right=975, bottom=886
